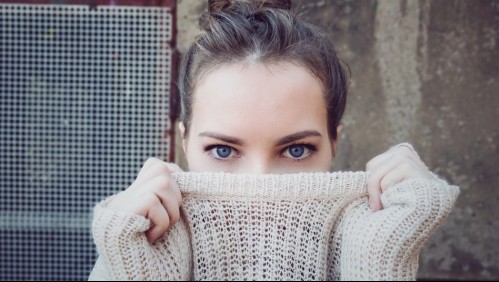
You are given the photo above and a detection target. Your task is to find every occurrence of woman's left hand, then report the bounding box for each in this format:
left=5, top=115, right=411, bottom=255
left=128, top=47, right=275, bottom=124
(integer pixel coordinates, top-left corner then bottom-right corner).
left=366, top=143, right=433, bottom=211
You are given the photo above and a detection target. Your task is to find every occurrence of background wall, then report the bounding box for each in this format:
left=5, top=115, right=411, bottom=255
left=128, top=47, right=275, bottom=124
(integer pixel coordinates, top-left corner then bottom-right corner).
left=175, top=0, right=499, bottom=280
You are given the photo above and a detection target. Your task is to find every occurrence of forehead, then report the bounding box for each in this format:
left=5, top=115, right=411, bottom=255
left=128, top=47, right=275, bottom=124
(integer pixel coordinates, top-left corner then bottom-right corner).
left=190, top=62, right=328, bottom=138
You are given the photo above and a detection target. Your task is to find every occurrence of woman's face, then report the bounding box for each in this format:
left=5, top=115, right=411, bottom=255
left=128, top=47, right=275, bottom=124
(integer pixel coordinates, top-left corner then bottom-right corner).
left=180, top=62, right=339, bottom=173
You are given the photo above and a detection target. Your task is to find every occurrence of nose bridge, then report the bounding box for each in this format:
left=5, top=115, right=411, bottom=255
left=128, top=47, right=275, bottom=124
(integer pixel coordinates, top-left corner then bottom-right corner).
left=248, top=160, right=271, bottom=174
left=252, top=163, right=272, bottom=174
left=246, top=153, right=274, bottom=174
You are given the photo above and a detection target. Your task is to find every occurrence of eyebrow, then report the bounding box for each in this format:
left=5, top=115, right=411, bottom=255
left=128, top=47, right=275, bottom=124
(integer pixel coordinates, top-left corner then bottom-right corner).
left=199, top=132, right=245, bottom=146
left=275, top=130, right=322, bottom=146
left=198, top=130, right=322, bottom=147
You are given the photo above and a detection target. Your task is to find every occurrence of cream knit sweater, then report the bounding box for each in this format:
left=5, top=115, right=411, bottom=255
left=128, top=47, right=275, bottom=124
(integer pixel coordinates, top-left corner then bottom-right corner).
left=89, top=172, right=459, bottom=281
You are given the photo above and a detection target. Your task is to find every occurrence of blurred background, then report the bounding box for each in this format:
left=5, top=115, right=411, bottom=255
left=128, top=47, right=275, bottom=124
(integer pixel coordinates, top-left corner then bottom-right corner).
left=0, top=0, right=497, bottom=280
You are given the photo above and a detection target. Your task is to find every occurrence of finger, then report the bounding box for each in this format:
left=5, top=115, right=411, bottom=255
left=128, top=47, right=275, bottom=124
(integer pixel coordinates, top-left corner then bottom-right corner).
left=389, top=143, right=428, bottom=170
left=381, top=159, right=432, bottom=189
left=142, top=175, right=181, bottom=222
left=145, top=203, right=170, bottom=244
left=165, top=162, right=184, bottom=173
left=388, top=142, right=415, bottom=153
left=366, top=151, right=392, bottom=172
left=367, top=158, right=404, bottom=211
left=380, top=159, right=432, bottom=192
left=153, top=189, right=181, bottom=227
left=137, top=157, right=161, bottom=178
left=365, top=146, right=406, bottom=172
left=138, top=161, right=183, bottom=183
left=367, top=148, right=426, bottom=173
left=379, top=165, right=409, bottom=192
left=160, top=164, right=184, bottom=206
left=133, top=161, right=173, bottom=189
left=135, top=158, right=163, bottom=187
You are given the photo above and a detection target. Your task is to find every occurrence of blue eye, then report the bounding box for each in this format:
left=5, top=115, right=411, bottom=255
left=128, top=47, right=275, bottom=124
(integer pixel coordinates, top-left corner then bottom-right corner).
left=284, top=144, right=311, bottom=159
left=289, top=145, right=305, bottom=158
left=211, top=145, right=234, bottom=159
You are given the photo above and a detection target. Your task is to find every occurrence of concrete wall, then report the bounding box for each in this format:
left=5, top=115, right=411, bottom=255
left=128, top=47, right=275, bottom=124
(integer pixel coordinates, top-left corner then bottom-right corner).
left=175, top=0, right=499, bottom=280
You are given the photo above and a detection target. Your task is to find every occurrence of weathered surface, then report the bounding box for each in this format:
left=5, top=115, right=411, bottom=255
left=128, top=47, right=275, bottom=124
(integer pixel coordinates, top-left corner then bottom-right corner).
left=175, top=0, right=499, bottom=280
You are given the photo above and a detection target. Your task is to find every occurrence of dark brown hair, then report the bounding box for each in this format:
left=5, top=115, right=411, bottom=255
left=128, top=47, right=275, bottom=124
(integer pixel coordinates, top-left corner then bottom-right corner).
left=178, top=0, right=348, bottom=140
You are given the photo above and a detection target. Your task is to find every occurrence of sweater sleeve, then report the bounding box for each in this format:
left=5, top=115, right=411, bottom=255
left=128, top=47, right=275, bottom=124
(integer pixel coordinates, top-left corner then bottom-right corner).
left=332, top=177, right=459, bottom=281
left=89, top=195, right=192, bottom=281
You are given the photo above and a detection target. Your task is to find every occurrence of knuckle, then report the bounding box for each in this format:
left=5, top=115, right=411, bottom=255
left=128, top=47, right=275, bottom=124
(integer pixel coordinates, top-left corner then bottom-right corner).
left=156, top=175, right=172, bottom=188
left=400, top=148, right=413, bottom=157
left=366, top=162, right=372, bottom=171
left=394, top=154, right=409, bottom=163
left=144, top=157, right=159, bottom=166
left=165, top=163, right=182, bottom=173
left=151, top=159, right=167, bottom=168
left=144, top=192, right=161, bottom=205
left=401, top=162, right=413, bottom=171
left=397, top=145, right=414, bottom=155
left=156, top=166, right=173, bottom=177
left=154, top=174, right=170, bottom=186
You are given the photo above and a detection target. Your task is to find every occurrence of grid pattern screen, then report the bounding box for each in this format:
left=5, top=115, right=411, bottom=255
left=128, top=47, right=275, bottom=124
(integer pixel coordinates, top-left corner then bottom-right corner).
left=0, top=4, right=174, bottom=280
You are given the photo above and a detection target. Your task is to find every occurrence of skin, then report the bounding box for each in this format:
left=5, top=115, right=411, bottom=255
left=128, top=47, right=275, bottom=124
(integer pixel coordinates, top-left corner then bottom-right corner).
left=108, top=62, right=433, bottom=244
left=182, top=62, right=335, bottom=174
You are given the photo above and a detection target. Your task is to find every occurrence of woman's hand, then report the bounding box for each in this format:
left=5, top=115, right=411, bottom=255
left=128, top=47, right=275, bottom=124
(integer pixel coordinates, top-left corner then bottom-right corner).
left=107, top=158, right=183, bottom=244
left=366, top=143, right=433, bottom=211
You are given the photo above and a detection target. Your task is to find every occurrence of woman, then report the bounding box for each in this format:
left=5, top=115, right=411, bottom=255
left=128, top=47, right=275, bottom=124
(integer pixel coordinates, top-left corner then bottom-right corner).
left=90, top=0, right=457, bottom=280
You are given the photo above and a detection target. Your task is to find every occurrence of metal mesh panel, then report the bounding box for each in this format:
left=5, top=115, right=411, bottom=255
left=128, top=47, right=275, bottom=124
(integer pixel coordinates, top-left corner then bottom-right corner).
left=0, top=4, right=174, bottom=280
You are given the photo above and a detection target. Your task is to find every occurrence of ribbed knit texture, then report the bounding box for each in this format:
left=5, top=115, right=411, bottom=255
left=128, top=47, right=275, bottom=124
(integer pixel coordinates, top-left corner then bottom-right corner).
left=89, top=172, right=459, bottom=281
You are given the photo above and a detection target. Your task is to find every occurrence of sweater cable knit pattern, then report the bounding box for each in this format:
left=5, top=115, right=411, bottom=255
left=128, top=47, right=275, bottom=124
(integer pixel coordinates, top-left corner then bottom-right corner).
left=89, top=172, right=459, bottom=281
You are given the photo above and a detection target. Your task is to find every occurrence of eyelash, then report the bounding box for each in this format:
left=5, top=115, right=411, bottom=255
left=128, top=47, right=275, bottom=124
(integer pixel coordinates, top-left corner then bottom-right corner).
left=204, top=145, right=240, bottom=163
left=284, top=143, right=317, bottom=162
left=203, top=143, right=317, bottom=162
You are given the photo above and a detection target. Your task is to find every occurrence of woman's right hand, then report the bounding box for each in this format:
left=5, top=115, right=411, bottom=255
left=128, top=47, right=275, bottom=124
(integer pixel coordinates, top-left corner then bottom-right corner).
left=107, top=157, right=183, bottom=244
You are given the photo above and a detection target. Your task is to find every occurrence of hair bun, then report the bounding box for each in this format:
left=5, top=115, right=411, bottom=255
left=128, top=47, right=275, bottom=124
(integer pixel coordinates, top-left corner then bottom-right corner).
left=208, top=0, right=292, bottom=13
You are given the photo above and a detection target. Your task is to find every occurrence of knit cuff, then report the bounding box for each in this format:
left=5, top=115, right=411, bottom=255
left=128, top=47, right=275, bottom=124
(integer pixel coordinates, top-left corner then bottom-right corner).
left=340, top=177, right=459, bottom=280
left=91, top=195, right=194, bottom=281
left=380, top=176, right=459, bottom=210
left=92, top=195, right=151, bottom=245
left=91, top=195, right=152, bottom=280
